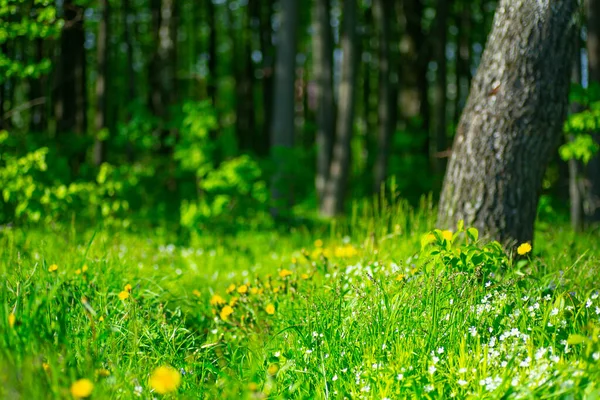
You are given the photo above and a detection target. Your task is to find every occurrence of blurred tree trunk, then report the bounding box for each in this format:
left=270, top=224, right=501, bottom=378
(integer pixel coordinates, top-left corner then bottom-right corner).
left=431, top=0, right=449, bottom=173
left=372, top=0, right=397, bottom=193
left=54, top=0, right=87, bottom=174
left=398, top=0, right=429, bottom=153
left=454, top=0, right=472, bottom=124
left=256, top=0, right=274, bottom=157
left=149, top=0, right=176, bottom=125
left=320, top=0, right=357, bottom=216
left=0, top=44, right=6, bottom=130
left=206, top=0, right=217, bottom=107
left=93, top=0, right=109, bottom=166
left=269, top=0, right=298, bottom=216
left=29, top=39, right=46, bottom=132
left=569, top=32, right=584, bottom=231
left=586, top=0, right=600, bottom=222
left=123, top=0, right=136, bottom=161
left=437, top=0, right=577, bottom=247
left=312, top=0, right=335, bottom=200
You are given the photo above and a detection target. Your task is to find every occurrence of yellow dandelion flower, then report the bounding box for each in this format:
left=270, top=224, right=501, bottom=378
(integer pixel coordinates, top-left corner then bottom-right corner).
left=149, top=365, right=181, bottom=395
left=517, top=243, right=532, bottom=255
left=273, top=287, right=280, bottom=294
left=192, top=289, right=201, bottom=297
left=82, top=265, right=88, bottom=272
left=48, top=264, right=58, bottom=272
left=210, top=294, right=225, bottom=306
left=229, top=297, right=238, bottom=307
left=396, top=274, right=405, bottom=281
left=314, top=239, right=323, bottom=248
left=42, top=362, right=50, bottom=372
left=237, top=284, right=248, bottom=294
left=442, top=230, right=453, bottom=242
left=8, top=313, right=16, bottom=328
left=70, top=378, right=94, bottom=398
left=265, top=303, right=275, bottom=315
left=279, top=269, right=292, bottom=278
left=226, top=284, right=236, bottom=294
left=95, top=368, right=110, bottom=377
left=258, top=288, right=264, bottom=295
left=291, top=257, right=297, bottom=264
left=248, top=382, right=259, bottom=391
left=267, top=364, right=279, bottom=375
left=98, top=316, right=104, bottom=322
left=75, top=269, right=81, bottom=275
left=301, top=273, right=309, bottom=280
left=118, top=291, right=130, bottom=300
left=249, top=287, right=259, bottom=295
left=124, top=284, right=132, bottom=292
left=220, top=305, right=234, bottom=320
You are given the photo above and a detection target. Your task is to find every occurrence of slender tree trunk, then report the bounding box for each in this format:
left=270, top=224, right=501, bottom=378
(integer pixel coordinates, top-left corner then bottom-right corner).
left=270, top=0, right=298, bottom=216
left=256, top=0, right=274, bottom=157
left=431, top=0, right=449, bottom=173
left=586, top=0, right=600, bottom=222
left=398, top=0, right=429, bottom=152
left=454, top=0, right=472, bottom=124
left=93, top=0, right=109, bottom=166
left=437, top=0, right=577, bottom=247
left=312, top=0, right=335, bottom=200
left=207, top=0, right=218, bottom=107
left=372, top=0, right=397, bottom=193
left=123, top=0, right=135, bottom=161
left=29, top=39, right=46, bottom=132
left=320, top=0, right=357, bottom=217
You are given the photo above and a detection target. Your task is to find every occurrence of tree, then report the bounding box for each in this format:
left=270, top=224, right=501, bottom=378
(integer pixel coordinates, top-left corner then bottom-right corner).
left=431, top=0, right=449, bottom=173
left=320, top=0, right=357, bottom=216
left=372, top=0, right=397, bottom=193
left=437, top=0, right=577, bottom=246
left=586, top=0, right=600, bottom=222
left=269, top=0, right=299, bottom=215
left=312, top=0, right=335, bottom=200
left=93, top=0, right=110, bottom=166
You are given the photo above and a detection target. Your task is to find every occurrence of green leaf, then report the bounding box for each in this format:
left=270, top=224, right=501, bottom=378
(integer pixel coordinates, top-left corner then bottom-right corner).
left=567, top=334, right=589, bottom=345
left=466, top=227, right=479, bottom=242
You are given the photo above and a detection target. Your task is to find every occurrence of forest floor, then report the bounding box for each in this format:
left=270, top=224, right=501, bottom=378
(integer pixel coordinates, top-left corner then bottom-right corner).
left=2, top=207, right=600, bottom=399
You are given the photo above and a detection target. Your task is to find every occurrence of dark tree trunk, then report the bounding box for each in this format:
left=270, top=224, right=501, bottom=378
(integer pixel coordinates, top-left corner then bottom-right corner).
left=256, top=0, right=274, bottom=157
left=29, top=39, right=46, bottom=132
left=586, top=0, right=600, bottom=222
left=269, top=0, right=298, bottom=216
left=123, top=0, right=136, bottom=161
left=398, top=0, right=429, bottom=150
left=431, top=0, right=449, bottom=173
left=320, top=0, right=357, bottom=216
left=149, top=0, right=176, bottom=122
left=312, top=0, right=335, bottom=200
left=437, top=0, right=577, bottom=247
left=569, top=32, right=584, bottom=231
left=454, top=0, right=472, bottom=125
left=93, top=0, right=110, bottom=166
left=372, top=0, right=397, bottom=193
left=55, top=0, right=87, bottom=135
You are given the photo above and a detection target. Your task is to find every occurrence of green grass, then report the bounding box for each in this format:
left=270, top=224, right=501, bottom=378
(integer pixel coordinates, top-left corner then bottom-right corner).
left=2, top=203, right=600, bottom=399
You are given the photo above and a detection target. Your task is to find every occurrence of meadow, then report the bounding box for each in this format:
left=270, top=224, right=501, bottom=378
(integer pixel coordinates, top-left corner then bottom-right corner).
left=1, top=199, right=600, bottom=400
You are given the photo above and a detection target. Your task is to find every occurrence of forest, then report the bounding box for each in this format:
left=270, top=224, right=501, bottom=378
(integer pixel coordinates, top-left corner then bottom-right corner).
left=2, top=0, right=600, bottom=398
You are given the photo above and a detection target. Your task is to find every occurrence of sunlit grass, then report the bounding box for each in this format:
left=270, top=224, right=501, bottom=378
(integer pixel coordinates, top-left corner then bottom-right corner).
left=1, top=204, right=600, bottom=398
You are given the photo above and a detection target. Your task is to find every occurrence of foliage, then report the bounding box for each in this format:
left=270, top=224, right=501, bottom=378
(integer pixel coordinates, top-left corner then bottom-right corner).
left=561, top=83, right=600, bottom=164
left=2, top=208, right=600, bottom=398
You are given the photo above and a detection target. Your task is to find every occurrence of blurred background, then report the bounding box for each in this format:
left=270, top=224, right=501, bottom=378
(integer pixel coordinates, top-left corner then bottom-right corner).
left=1, top=0, right=599, bottom=233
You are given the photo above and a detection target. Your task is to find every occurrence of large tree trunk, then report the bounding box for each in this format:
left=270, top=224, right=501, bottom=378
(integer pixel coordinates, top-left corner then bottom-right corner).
left=320, top=0, right=357, bottom=217
left=93, top=0, right=109, bottom=166
left=269, top=0, right=298, bottom=216
left=312, top=0, right=335, bottom=200
left=431, top=0, right=449, bottom=173
left=585, top=0, right=600, bottom=223
left=437, top=0, right=577, bottom=247
left=372, top=0, right=397, bottom=193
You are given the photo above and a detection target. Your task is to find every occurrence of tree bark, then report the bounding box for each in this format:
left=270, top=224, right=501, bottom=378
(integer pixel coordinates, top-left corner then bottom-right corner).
left=93, top=0, right=109, bottom=166
left=431, top=0, right=449, bottom=173
left=320, top=0, right=357, bottom=217
left=585, top=0, right=600, bottom=222
left=569, top=33, right=584, bottom=231
left=372, top=0, right=397, bottom=193
left=269, top=0, right=298, bottom=216
left=312, top=0, right=335, bottom=200
left=437, top=0, right=577, bottom=247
